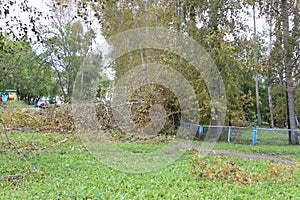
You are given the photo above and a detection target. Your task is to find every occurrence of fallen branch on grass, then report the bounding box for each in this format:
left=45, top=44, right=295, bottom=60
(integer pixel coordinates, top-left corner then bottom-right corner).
left=18, top=138, right=69, bottom=151
left=51, top=138, right=68, bottom=147
left=4, top=127, right=35, bottom=132
left=0, top=169, right=40, bottom=180
left=0, top=118, right=42, bottom=175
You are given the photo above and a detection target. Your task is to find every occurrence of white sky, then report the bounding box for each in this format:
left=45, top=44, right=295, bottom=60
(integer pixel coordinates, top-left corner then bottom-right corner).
left=1, top=0, right=268, bottom=43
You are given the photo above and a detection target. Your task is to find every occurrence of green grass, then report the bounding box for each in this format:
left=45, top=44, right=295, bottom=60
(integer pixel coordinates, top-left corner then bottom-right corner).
left=217, top=127, right=297, bottom=146
left=213, top=142, right=300, bottom=154
left=0, top=101, right=31, bottom=109
left=192, top=141, right=300, bottom=162
left=116, top=142, right=167, bottom=153
left=1, top=132, right=300, bottom=199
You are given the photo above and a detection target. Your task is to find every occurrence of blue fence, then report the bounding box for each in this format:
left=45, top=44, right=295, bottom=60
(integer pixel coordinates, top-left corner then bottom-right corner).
left=182, top=123, right=300, bottom=145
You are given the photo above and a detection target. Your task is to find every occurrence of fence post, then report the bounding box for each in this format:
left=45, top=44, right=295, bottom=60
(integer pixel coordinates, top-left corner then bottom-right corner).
left=252, top=128, right=257, bottom=145
left=227, top=126, right=231, bottom=142
left=198, top=125, right=204, bottom=134
left=200, top=125, right=204, bottom=134
left=198, top=125, right=204, bottom=140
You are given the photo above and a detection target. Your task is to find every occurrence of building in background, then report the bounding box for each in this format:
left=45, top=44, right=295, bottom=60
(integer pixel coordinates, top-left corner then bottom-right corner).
left=6, top=89, right=18, bottom=101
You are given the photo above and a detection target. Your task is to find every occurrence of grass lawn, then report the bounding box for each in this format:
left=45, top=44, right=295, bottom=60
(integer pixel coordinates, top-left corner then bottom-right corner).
left=213, top=142, right=300, bottom=155
left=0, top=101, right=31, bottom=109
left=1, top=132, right=299, bottom=199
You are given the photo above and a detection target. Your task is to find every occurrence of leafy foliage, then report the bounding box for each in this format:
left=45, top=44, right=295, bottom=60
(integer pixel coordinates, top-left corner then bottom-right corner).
left=0, top=34, right=56, bottom=100
left=79, top=0, right=268, bottom=128
left=0, top=0, right=299, bottom=134
left=191, top=152, right=300, bottom=185
left=38, top=17, right=97, bottom=101
left=0, top=105, right=75, bottom=134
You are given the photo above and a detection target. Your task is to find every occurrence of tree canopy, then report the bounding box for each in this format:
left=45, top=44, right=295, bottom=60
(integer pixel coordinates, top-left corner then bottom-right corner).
left=0, top=0, right=299, bottom=144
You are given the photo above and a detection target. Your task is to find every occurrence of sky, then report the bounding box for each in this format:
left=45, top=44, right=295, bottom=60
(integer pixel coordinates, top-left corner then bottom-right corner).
left=2, top=0, right=268, bottom=43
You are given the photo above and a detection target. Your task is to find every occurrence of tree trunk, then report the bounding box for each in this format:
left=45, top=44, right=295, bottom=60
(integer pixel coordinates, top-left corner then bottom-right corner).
left=282, top=0, right=299, bottom=144
left=253, top=4, right=262, bottom=126
left=255, top=72, right=261, bottom=126
left=131, top=0, right=148, bottom=85
left=268, top=77, right=274, bottom=128
left=267, top=17, right=274, bottom=128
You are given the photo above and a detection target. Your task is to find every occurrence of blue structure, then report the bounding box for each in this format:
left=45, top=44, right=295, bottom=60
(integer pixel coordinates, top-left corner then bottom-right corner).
left=198, top=125, right=204, bottom=135
left=182, top=123, right=296, bottom=145
left=252, top=128, right=257, bottom=145
left=227, top=126, right=232, bottom=142
left=1, top=92, right=9, bottom=103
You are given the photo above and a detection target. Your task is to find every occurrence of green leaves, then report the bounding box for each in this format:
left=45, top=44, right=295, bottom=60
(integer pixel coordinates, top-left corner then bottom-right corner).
left=0, top=35, right=56, bottom=99
left=38, top=11, right=98, bottom=101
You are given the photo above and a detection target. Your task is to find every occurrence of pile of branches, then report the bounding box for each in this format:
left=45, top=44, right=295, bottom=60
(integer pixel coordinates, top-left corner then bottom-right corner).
left=0, top=105, right=75, bottom=134
left=39, top=105, right=75, bottom=133
left=94, top=98, right=178, bottom=143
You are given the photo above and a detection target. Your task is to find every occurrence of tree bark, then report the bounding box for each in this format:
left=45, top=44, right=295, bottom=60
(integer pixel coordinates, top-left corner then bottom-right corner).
left=267, top=78, right=274, bottom=128
left=267, top=17, right=274, bottom=128
left=282, top=0, right=299, bottom=144
left=253, top=4, right=262, bottom=126
left=131, top=0, right=148, bottom=85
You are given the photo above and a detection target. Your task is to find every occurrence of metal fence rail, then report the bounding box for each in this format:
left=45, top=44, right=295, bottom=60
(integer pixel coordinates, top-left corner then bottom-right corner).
left=182, top=123, right=300, bottom=145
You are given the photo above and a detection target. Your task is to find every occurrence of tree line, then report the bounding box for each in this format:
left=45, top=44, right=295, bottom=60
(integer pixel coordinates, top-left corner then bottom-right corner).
left=0, top=0, right=298, bottom=144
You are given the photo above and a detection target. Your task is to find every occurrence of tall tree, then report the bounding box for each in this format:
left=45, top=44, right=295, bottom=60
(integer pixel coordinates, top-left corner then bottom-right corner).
left=80, top=0, right=258, bottom=127
left=38, top=0, right=96, bottom=101
left=252, top=3, right=262, bottom=126
left=267, top=16, right=275, bottom=128
left=257, top=0, right=299, bottom=144
left=0, top=33, right=56, bottom=101
left=282, top=0, right=299, bottom=144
